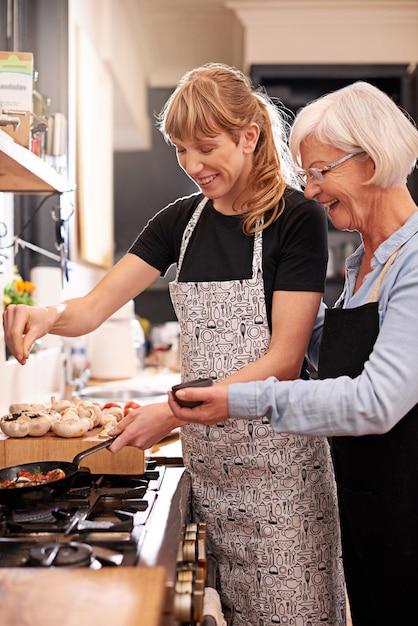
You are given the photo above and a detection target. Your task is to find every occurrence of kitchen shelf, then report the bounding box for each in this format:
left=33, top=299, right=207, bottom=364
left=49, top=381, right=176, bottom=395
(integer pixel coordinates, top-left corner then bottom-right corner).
left=0, top=129, right=70, bottom=193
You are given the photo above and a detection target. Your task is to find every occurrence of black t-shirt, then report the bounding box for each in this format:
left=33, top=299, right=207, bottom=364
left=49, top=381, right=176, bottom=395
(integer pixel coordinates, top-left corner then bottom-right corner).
left=129, top=189, right=328, bottom=331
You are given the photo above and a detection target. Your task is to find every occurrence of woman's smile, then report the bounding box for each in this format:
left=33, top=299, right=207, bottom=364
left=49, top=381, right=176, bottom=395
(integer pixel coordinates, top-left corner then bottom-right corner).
left=322, top=197, right=338, bottom=216
left=171, top=130, right=256, bottom=214
left=196, top=173, right=218, bottom=188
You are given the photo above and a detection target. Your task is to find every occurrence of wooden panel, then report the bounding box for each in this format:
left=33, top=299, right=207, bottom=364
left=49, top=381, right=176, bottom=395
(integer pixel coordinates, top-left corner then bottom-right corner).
left=76, top=25, right=114, bottom=269
left=0, top=567, right=166, bottom=626
left=0, top=428, right=145, bottom=474
left=0, top=129, right=69, bottom=193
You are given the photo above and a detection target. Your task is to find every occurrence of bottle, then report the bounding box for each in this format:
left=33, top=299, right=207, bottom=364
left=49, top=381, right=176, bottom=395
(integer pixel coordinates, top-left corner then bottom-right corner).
left=66, top=337, right=89, bottom=389
left=31, top=70, right=50, bottom=159
left=32, top=70, right=49, bottom=117
left=132, top=317, right=147, bottom=372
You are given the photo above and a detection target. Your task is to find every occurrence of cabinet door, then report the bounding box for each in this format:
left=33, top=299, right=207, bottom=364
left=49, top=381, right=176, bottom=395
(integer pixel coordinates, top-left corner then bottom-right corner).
left=250, top=63, right=418, bottom=306
left=250, top=63, right=417, bottom=203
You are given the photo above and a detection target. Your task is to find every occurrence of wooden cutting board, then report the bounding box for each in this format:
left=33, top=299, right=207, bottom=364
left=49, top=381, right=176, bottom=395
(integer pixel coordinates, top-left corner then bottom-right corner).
left=0, top=567, right=166, bottom=626
left=0, top=428, right=145, bottom=474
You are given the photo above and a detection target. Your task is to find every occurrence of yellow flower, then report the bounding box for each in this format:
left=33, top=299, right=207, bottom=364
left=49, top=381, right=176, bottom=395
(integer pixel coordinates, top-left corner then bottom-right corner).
left=3, top=269, right=36, bottom=308
left=14, top=279, right=36, bottom=295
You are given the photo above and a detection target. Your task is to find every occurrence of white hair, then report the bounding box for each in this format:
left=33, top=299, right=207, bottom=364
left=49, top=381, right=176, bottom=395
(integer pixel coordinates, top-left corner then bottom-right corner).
left=289, top=81, right=418, bottom=187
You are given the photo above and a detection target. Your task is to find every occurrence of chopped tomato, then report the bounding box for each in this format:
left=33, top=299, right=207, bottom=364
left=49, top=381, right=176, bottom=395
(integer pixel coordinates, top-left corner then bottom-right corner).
left=124, top=401, right=141, bottom=416
left=101, top=402, right=122, bottom=410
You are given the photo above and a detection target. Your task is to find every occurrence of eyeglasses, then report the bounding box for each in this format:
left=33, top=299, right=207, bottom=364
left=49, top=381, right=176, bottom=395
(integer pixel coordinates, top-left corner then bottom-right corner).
left=297, top=151, right=363, bottom=185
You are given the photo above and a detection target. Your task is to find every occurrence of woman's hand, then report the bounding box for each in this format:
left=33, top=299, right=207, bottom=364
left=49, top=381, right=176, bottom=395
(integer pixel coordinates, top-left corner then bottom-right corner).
left=2, top=304, right=59, bottom=365
left=167, top=385, right=230, bottom=425
left=108, top=402, right=182, bottom=452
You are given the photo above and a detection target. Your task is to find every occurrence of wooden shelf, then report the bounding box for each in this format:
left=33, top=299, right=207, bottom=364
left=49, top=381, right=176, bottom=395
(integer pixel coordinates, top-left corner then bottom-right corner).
left=0, top=129, right=71, bottom=193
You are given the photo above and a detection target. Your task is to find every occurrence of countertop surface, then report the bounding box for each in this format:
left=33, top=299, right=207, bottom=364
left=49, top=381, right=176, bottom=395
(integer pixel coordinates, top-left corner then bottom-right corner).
left=86, top=365, right=181, bottom=396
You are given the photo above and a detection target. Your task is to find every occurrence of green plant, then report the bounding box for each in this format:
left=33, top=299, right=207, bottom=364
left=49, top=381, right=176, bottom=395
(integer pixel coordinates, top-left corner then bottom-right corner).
left=3, top=267, right=36, bottom=308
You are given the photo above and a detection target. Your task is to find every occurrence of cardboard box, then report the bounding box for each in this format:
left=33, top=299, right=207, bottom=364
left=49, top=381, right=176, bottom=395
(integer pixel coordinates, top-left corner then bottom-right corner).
left=0, top=51, right=33, bottom=110
left=0, top=110, right=30, bottom=147
left=0, top=51, right=33, bottom=147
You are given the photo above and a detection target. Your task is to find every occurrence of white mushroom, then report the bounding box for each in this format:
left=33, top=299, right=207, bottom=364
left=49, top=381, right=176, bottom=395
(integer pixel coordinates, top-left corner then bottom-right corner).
left=9, top=402, right=47, bottom=413
left=50, top=397, right=73, bottom=414
left=76, top=401, right=102, bottom=428
left=0, top=413, right=31, bottom=437
left=60, top=408, right=80, bottom=420
left=101, top=413, right=119, bottom=427
left=51, top=416, right=90, bottom=438
left=27, top=412, right=53, bottom=437
left=102, top=406, right=124, bottom=422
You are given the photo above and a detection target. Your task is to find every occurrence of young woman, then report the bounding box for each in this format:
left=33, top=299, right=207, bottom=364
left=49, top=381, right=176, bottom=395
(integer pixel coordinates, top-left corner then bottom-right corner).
left=3, top=64, right=345, bottom=625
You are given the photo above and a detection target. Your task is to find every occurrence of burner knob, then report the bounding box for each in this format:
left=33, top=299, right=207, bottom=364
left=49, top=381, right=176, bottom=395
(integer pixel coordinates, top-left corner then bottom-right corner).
left=174, top=576, right=204, bottom=623
left=174, top=589, right=194, bottom=623
left=174, top=523, right=208, bottom=623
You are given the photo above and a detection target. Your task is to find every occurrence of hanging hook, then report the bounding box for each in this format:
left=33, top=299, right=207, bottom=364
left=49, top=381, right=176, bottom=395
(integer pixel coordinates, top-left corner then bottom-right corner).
left=50, top=204, right=70, bottom=284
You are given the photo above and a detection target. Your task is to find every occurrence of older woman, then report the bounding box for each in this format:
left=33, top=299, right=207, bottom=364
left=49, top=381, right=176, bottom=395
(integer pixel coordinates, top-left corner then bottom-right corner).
left=168, top=81, right=418, bottom=626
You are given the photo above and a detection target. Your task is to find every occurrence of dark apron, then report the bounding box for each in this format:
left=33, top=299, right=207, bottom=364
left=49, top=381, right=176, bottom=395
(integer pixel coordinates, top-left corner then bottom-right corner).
left=318, top=272, right=418, bottom=625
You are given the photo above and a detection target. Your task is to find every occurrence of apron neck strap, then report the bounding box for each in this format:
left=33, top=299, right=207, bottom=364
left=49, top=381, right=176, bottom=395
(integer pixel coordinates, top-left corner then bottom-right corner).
left=368, top=248, right=401, bottom=303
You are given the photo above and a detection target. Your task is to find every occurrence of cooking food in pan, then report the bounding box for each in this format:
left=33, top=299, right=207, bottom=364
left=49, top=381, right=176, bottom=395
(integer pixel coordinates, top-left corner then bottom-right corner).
left=0, top=467, right=66, bottom=489
left=0, top=437, right=116, bottom=504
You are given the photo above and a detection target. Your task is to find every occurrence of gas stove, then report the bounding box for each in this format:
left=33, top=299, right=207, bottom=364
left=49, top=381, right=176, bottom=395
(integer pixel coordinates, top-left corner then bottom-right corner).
left=0, top=461, right=161, bottom=567
left=0, top=461, right=207, bottom=625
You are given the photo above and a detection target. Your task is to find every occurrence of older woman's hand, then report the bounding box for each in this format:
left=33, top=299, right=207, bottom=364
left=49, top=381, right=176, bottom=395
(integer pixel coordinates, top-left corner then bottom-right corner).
left=167, top=385, right=230, bottom=425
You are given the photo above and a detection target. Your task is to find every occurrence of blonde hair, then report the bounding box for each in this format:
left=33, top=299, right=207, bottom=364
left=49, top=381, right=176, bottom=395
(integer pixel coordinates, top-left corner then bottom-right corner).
left=290, top=81, right=418, bottom=188
left=158, top=63, right=299, bottom=235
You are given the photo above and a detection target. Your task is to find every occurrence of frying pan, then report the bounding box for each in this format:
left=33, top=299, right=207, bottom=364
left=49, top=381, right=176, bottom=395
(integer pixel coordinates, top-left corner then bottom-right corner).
left=0, top=436, right=117, bottom=506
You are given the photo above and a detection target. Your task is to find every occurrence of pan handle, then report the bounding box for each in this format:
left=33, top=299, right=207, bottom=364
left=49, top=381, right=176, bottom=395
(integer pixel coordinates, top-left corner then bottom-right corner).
left=72, top=436, right=118, bottom=467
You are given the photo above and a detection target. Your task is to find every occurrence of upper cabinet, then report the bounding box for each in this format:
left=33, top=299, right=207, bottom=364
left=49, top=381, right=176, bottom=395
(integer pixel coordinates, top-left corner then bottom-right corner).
left=0, top=129, right=69, bottom=193
left=250, top=63, right=418, bottom=204
left=0, top=0, right=70, bottom=195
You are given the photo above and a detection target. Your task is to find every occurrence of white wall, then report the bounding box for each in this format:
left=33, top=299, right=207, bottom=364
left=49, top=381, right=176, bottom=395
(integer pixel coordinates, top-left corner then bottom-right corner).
left=228, top=0, right=418, bottom=69
left=69, top=0, right=151, bottom=151
left=108, top=0, right=418, bottom=148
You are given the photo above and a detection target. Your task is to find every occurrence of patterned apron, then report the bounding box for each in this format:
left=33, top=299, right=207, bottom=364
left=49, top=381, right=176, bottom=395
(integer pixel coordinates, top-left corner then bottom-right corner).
left=169, top=197, right=345, bottom=626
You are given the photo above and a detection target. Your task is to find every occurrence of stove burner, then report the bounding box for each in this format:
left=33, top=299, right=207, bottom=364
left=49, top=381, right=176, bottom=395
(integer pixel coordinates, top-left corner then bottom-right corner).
left=12, top=506, right=58, bottom=523
left=0, top=463, right=170, bottom=574
left=29, top=542, right=93, bottom=568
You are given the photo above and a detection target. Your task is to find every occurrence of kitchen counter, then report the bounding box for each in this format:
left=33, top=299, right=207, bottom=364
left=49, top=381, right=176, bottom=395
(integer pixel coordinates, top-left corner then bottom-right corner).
left=150, top=429, right=183, bottom=466
left=86, top=364, right=181, bottom=397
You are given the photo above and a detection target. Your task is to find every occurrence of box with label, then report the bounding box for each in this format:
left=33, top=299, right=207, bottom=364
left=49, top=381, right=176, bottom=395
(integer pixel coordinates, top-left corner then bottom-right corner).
left=0, top=51, right=33, bottom=147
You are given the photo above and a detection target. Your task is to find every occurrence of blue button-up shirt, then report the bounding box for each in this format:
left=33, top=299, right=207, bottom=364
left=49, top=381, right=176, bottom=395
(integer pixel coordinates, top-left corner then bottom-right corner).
left=229, top=213, right=418, bottom=436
